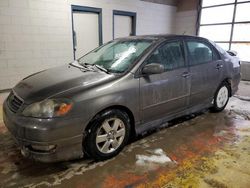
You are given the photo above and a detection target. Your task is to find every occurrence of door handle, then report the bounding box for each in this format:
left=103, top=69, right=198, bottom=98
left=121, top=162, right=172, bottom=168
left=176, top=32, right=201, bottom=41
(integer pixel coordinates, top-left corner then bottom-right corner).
left=182, top=72, right=190, bottom=78
left=216, top=64, right=223, bottom=69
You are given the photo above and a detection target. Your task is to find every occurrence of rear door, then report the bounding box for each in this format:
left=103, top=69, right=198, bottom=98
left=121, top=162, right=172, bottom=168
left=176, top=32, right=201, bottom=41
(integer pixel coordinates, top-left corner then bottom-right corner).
left=139, top=40, right=191, bottom=123
left=185, top=39, right=223, bottom=107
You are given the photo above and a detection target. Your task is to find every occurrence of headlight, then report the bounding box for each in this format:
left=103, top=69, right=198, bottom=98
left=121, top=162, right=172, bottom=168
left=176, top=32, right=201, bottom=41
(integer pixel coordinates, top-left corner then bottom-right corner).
left=22, top=99, right=73, bottom=118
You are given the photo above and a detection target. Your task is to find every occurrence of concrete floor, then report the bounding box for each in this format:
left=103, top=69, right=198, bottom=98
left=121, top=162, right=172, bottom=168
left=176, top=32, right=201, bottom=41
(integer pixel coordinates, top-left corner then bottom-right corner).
left=0, top=82, right=250, bottom=188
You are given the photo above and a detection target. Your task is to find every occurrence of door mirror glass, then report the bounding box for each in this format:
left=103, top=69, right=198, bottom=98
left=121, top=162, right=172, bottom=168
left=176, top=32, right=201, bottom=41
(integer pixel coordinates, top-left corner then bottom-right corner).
left=142, top=63, right=164, bottom=75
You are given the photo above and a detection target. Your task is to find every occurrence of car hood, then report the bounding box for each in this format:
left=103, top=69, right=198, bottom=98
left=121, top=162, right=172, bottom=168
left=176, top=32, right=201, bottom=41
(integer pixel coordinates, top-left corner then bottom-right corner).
left=13, top=64, right=115, bottom=104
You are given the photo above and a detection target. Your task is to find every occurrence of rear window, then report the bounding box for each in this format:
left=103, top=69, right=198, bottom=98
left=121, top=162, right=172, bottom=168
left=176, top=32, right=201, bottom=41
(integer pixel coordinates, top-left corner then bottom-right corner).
left=210, top=41, right=227, bottom=56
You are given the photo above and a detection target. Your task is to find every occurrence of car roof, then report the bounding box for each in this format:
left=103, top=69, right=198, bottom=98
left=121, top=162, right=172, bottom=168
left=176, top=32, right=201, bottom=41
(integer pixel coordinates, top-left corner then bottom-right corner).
left=115, top=34, right=208, bottom=41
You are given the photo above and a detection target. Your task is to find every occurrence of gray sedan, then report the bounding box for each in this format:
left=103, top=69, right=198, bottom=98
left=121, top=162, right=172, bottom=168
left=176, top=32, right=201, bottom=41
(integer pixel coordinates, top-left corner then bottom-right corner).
left=3, top=35, right=241, bottom=162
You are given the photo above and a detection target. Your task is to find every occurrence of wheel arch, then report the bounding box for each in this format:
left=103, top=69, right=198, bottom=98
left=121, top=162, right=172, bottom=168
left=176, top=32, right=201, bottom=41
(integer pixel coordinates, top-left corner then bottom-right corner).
left=84, top=105, right=136, bottom=139
left=221, top=78, right=232, bottom=97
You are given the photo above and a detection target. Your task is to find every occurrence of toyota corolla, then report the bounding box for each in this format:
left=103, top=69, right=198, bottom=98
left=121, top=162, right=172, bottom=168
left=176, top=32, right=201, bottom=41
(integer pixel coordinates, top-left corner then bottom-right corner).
left=3, top=35, right=241, bottom=162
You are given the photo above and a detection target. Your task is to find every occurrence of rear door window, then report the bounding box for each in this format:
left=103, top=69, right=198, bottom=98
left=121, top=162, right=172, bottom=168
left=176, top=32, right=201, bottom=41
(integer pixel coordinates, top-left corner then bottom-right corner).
left=186, top=41, right=220, bottom=66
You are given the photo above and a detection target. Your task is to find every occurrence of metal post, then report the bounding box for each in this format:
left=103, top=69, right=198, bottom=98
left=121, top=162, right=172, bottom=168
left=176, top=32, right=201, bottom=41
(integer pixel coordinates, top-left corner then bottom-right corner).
left=229, top=0, right=237, bottom=50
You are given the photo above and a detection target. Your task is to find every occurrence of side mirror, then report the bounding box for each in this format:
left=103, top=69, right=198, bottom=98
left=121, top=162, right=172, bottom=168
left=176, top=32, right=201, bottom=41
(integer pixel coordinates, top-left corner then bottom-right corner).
left=227, top=50, right=237, bottom=56
left=142, top=63, right=164, bottom=75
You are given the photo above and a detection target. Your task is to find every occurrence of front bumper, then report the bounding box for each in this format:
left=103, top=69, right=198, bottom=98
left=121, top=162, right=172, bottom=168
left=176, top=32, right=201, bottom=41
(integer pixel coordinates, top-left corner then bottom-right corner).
left=3, top=101, right=84, bottom=163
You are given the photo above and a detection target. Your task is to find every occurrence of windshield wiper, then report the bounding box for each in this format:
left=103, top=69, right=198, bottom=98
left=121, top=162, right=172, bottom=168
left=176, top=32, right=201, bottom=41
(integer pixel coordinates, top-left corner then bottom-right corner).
left=69, top=60, right=83, bottom=68
left=69, top=61, right=93, bottom=72
left=82, top=63, right=110, bottom=74
left=93, top=64, right=110, bottom=74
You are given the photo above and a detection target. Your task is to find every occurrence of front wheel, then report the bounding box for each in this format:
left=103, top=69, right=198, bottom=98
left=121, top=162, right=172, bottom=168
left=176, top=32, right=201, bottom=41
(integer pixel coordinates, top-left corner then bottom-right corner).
left=211, top=83, right=230, bottom=112
left=84, top=109, right=130, bottom=161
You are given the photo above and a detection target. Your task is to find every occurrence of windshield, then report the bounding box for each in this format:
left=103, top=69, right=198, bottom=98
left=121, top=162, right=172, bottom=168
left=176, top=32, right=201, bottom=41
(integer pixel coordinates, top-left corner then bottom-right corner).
left=78, top=40, right=153, bottom=73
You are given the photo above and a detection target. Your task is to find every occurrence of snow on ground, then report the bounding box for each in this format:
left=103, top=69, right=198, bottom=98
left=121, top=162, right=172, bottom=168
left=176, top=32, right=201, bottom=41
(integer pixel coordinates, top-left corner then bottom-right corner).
left=136, top=149, right=172, bottom=166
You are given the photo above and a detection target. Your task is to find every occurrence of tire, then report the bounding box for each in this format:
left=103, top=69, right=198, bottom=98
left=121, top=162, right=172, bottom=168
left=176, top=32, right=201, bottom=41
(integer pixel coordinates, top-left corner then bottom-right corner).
left=211, top=82, right=230, bottom=112
left=83, top=109, right=131, bottom=161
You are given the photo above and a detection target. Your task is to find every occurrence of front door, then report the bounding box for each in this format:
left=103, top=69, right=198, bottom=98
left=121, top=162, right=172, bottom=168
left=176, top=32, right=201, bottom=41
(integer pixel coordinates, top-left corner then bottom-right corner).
left=139, top=40, right=190, bottom=123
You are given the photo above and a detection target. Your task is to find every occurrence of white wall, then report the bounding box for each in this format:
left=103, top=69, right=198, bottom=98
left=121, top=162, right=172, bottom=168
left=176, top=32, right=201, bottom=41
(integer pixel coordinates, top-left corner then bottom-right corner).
left=0, top=0, right=176, bottom=90
left=174, top=10, right=197, bottom=35
left=173, top=0, right=198, bottom=35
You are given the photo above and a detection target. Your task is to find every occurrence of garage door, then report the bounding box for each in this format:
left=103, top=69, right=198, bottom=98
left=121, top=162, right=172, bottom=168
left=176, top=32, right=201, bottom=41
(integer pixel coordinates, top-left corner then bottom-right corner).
left=113, top=10, right=136, bottom=39
left=72, top=6, right=102, bottom=59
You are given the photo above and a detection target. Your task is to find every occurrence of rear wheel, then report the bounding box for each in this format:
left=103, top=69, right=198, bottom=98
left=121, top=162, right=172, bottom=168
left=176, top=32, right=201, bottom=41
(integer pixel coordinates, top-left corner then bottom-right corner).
left=84, top=109, right=130, bottom=161
left=211, top=83, right=230, bottom=112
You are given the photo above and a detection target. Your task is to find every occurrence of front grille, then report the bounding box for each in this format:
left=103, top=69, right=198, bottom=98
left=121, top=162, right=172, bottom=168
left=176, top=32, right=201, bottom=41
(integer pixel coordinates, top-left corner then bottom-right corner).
left=8, top=92, right=24, bottom=113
